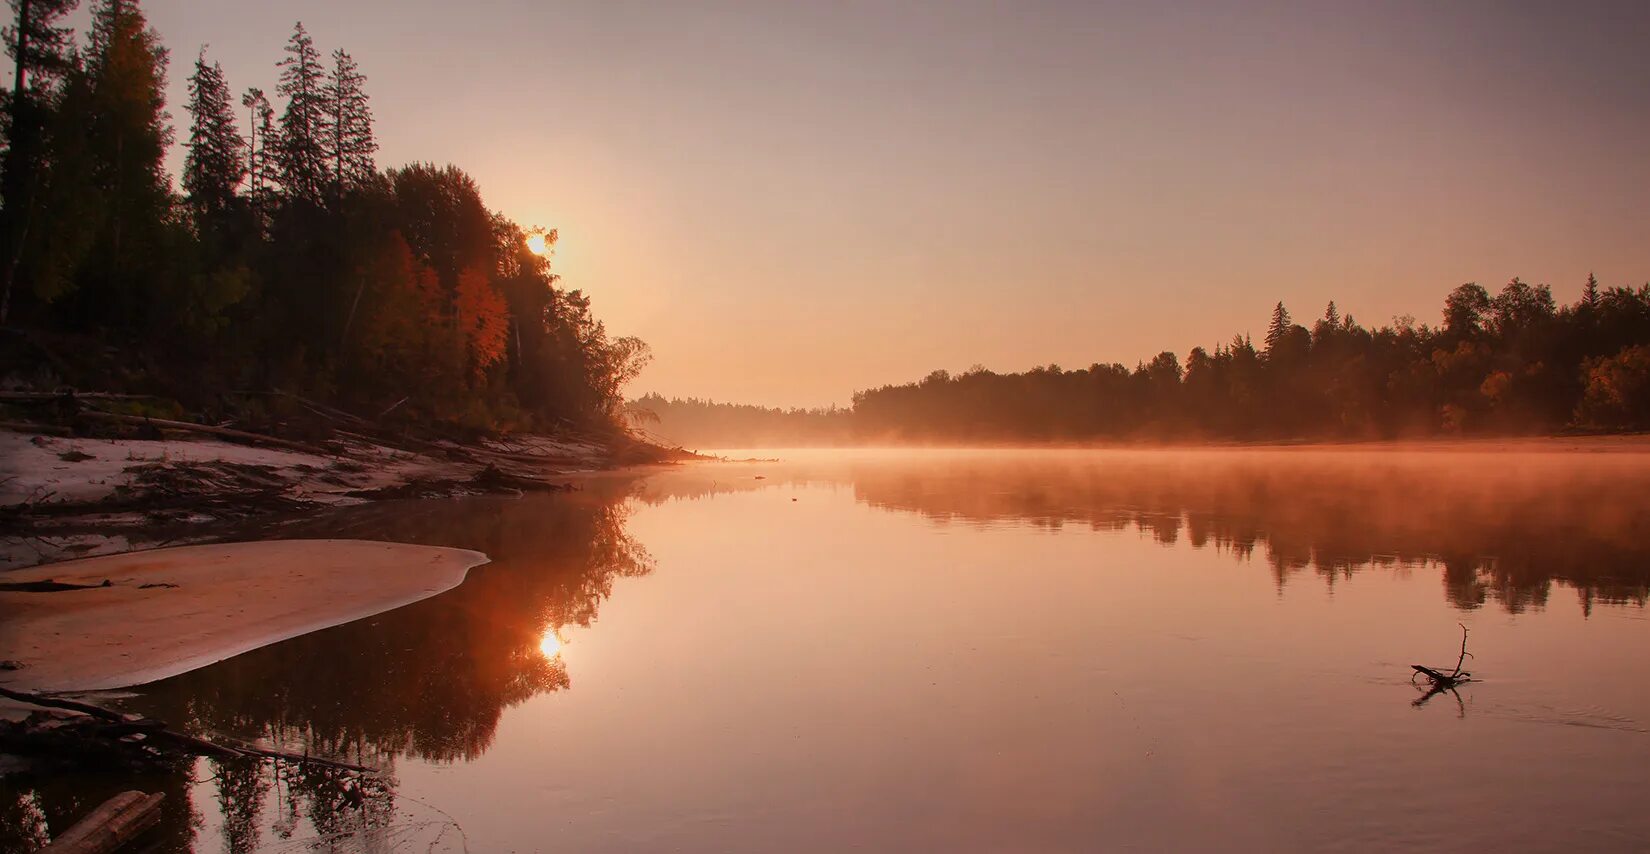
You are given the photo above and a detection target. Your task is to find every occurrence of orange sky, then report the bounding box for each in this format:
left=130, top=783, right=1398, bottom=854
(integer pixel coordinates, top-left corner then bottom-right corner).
left=145, top=1, right=1650, bottom=407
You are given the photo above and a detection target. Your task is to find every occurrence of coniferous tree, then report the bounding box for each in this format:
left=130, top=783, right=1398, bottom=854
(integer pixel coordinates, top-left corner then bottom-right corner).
left=182, top=47, right=244, bottom=220
left=81, top=0, right=172, bottom=327
left=239, top=85, right=274, bottom=215
left=0, top=0, right=80, bottom=322
left=274, top=21, right=326, bottom=205
left=323, top=48, right=374, bottom=196
left=1264, top=301, right=1292, bottom=354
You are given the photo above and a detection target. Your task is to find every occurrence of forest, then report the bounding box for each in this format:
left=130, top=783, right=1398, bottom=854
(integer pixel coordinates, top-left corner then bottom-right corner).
left=0, top=1, right=647, bottom=438
left=642, top=278, right=1650, bottom=446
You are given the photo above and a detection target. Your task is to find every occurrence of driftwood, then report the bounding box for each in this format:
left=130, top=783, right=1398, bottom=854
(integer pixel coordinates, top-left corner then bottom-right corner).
left=77, top=412, right=331, bottom=456
left=0, top=420, right=72, bottom=435
left=1411, top=624, right=1474, bottom=711
left=37, top=790, right=164, bottom=854
left=0, top=685, right=374, bottom=774
left=1411, top=623, right=1473, bottom=688
left=0, top=391, right=160, bottom=402
left=230, top=390, right=375, bottom=428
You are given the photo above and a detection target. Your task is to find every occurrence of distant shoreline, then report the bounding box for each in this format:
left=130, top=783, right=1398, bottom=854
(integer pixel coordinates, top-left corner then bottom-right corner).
left=673, top=433, right=1650, bottom=456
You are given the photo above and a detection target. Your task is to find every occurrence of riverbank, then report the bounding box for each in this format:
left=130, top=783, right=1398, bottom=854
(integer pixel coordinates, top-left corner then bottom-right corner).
left=0, top=423, right=685, bottom=568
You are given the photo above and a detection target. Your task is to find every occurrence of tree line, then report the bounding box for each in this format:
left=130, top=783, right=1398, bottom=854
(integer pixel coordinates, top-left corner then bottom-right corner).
left=642, top=277, right=1650, bottom=445
left=0, top=1, right=647, bottom=435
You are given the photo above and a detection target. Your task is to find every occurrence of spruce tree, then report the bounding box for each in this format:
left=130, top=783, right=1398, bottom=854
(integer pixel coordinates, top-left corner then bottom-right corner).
left=275, top=21, right=327, bottom=205
left=182, top=47, right=244, bottom=220
left=1264, top=301, right=1292, bottom=353
left=0, top=0, right=81, bottom=322
left=323, top=48, right=375, bottom=196
left=82, top=0, right=172, bottom=325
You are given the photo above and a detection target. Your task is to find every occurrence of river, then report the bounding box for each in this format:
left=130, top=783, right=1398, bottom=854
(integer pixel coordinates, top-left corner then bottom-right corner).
left=5, top=447, right=1649, bottom=852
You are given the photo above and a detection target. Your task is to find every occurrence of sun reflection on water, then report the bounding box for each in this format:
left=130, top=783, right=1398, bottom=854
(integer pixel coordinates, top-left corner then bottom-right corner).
left=538, top=629, right=563, bottom=658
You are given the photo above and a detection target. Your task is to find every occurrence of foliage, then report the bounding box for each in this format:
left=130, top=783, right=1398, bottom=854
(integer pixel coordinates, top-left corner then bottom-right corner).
left=845, top=280, right=1650, bottom=441
left=643, top=279, right=1650, bottom=445
left=0, top=5, right=647, bottom=437
left=181, top=48, right=243, bottom=218
left=1577, top=344, right=1650, bottom=430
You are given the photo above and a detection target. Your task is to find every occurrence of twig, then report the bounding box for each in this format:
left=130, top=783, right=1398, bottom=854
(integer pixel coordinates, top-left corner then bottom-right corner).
left=1411, top=623, right=1474, bottom=689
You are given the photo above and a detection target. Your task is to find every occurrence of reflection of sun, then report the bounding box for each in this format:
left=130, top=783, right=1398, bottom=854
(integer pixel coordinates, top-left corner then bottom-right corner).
left=526, top=233, right=549, bottom=256
left=538, top=629, right=562, bottom=658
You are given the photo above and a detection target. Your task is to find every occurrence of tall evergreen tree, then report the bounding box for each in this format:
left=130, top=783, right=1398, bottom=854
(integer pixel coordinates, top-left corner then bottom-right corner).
left=239, top=85, right=274, bottom=214
left=182, top=47, right=244, bottom=220
left=0, top=0, right=80, bottom=322
left=1264, top=301, right=1292, bottom=354
left=274, top=21, right=326, bottom=205
left=82, top=0, right=172, bottom=325
left=323, top=48, right=374, bottom=196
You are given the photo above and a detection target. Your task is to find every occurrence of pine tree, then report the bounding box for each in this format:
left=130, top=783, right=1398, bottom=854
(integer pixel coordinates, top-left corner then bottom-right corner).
left=1264, top=301, right=1292, bottom=353
left=323, top=48, right=374, bottom=196
left=240, top=86, right=275, bottom=215
left=0, top=0, right=81, bottom=322
left=182, top=47, right=244, bottom=220
left=1323, top=301, right=1339, bottom=327
left=1583, top=273, right=1600, bottom=310
left=83, top=0, right=173, bottom=324
left=274, top=21, right=327, bottom=205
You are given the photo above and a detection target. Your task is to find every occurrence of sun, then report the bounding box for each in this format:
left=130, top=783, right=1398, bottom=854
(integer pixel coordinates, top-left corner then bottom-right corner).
left=526, top=232, right=549, bottom=257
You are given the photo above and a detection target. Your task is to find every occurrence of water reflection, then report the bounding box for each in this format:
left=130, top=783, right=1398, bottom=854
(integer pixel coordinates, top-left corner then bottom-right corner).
left=643, top=449, right=1650, bottom=615
left=2, top=485, right=651, bottom=853
left=5, top=448, right=1650, bottom=852
left=538, top=629, right=564, bottom=659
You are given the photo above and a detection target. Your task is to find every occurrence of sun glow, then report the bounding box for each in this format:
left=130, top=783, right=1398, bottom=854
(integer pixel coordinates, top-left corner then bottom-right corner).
left=526, top=232, right=549, bottom=257
left=538, top=629, right=563, bottom=658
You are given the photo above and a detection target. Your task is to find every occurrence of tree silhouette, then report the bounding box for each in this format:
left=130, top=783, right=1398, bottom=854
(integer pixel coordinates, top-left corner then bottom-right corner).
left=1264, top=301, right=1292, bottom=355
left=183, top=47, right=245, bottom=219
left=0, top=0, right=79, bottom=323
left=322, top=47, right=374, bottom=198
left=274, top=21, right=326, bottom=205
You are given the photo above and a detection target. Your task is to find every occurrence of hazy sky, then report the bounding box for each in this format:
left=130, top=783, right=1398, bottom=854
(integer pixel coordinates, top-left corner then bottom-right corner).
left=133, top=0, right=1650, bottom=407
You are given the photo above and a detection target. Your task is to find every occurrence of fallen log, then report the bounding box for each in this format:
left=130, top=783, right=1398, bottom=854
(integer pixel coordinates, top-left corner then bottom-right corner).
left=38, top=790, right=164, bottom=854
left=77, top=412, right=331, bottom=456
left=0, top=685, right=373, bottom=773
left=0, top=392, right=160, bottom=402
left=0, top=420, right=73, bottom=435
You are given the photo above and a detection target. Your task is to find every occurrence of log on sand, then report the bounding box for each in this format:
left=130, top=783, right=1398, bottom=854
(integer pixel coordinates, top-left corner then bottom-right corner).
left=77, top=411, right=330, bottom=455
left=37, top=790, right=164, bottom=854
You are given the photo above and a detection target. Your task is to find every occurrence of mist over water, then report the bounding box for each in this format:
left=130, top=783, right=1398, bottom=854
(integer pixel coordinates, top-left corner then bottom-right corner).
left=6, top=446, right=1650, bottom=852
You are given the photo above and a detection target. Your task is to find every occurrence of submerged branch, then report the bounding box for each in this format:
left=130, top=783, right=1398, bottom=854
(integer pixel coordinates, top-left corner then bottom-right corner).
left=1411, top=623, right=1474, bottom=691
left=0, top=685, right=375, bottom=774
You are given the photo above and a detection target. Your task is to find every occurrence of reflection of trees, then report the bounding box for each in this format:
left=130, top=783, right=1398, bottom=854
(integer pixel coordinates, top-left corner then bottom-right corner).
left=138, top=488, right=653, bottom=764
left=642, top=453, right=1650, bottom=615
left=0, top=485, right=652, bottom=853
left=0, top=760, right=198, bottom=853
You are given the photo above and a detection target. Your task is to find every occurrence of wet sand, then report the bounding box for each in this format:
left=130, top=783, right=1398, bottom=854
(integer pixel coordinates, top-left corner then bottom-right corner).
left=0, top=539, right=489, bottom=693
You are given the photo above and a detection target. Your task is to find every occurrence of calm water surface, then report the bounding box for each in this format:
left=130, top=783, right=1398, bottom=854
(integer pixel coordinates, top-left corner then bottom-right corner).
left=5, top=447, right=1650, bottom=852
